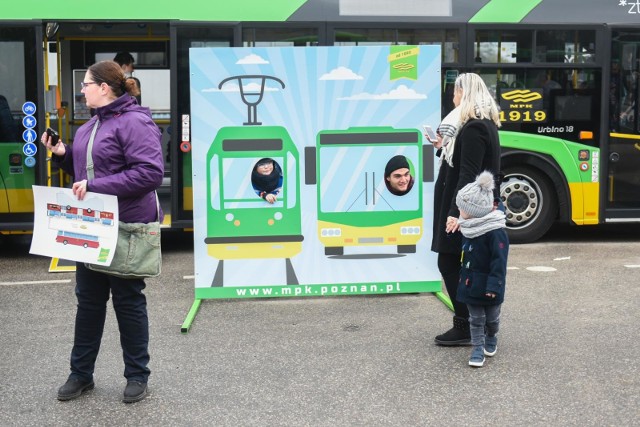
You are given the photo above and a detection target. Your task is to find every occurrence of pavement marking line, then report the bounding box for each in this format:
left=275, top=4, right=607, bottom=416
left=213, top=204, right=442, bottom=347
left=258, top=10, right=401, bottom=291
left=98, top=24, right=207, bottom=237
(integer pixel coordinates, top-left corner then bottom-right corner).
left=183, top=275, right=195, bottom=280
left=0, top=279, right=73, bottom=286
left=624, top=265, right=640, bottom=268
left=507, top=266, right=519, bottom=270
left=554, top=256, right=571, bottom=261
left=526, top=266, right=557, bottom=272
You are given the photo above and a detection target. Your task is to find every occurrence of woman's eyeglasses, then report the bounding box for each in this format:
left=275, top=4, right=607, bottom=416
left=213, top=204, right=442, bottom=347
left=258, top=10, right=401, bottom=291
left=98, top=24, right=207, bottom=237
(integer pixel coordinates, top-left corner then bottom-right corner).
left=80, top=81, right=98, bottom=89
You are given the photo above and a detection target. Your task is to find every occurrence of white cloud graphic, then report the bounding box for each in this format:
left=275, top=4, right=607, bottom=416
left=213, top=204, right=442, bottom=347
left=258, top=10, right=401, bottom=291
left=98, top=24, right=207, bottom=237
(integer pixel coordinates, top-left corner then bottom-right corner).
left=337, top=84, right=427, bottom=101
left=236, top=54, right=269, bottom=64
left=319, top=66, right=363, bottom=80
left=202, top=82, right=279, bottom=93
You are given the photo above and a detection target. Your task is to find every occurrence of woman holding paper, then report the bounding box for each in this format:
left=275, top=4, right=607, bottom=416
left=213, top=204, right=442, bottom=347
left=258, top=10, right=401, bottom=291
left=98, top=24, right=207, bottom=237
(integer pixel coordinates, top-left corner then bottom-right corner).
left=41, top=60, right=163, bottom=403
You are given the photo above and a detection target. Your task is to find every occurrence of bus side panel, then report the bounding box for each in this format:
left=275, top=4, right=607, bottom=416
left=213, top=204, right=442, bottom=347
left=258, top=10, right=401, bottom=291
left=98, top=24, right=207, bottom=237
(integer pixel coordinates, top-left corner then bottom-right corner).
left=499, top=130, right=598, bottom=225
left=0, top=146, right=35, bottom=213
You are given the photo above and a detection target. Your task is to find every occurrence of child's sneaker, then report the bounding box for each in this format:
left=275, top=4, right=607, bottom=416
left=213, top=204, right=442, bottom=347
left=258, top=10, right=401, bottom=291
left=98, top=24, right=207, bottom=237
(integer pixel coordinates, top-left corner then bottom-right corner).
left=484, top=335, right=498, bottom=357
left=468, top=345, right=485, bottom=367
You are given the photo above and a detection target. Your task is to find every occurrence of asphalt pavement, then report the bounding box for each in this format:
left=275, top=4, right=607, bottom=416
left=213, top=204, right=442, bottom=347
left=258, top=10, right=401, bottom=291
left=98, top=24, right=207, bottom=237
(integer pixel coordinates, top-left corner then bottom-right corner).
left=0, top=228, right=639, bottom=426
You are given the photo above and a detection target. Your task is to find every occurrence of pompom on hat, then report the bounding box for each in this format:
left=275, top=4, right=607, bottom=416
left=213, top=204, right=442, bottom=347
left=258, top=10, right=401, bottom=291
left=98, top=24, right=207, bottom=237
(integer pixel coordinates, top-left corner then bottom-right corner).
left=456, top=171, right=495, bottom=218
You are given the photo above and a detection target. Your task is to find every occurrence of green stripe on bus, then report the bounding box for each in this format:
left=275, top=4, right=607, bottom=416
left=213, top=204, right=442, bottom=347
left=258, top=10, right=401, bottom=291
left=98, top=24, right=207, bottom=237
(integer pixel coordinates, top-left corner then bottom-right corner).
left=13, top=0, right=306, bottom=21
left=470, top=0, right=542, bottom=23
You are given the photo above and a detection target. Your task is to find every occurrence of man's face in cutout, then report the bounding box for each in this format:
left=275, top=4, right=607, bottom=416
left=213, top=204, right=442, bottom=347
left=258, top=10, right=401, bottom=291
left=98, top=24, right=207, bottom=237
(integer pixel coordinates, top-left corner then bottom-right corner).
left=386, top=167, right=411, bottom=193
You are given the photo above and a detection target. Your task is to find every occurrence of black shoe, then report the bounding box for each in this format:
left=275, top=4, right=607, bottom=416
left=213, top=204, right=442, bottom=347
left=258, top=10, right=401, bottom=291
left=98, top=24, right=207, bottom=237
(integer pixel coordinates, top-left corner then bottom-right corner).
left=57, top=378, right=94, bottom=401
left=434, top=316, right=471, bottom=346
left=123, top=381, right=148, bottom=403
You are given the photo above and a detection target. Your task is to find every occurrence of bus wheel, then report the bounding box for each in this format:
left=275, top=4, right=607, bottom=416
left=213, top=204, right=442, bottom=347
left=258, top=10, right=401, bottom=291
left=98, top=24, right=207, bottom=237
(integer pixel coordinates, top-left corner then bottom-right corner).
left=325, top=246, right=344, bottom=256
left=397, top=245, right=416, bottom=253
left=63, top=240, right=68, bottom=245
left=83, top=243, right=89, bottom=248
left=500, top=167, right=557, bottom=244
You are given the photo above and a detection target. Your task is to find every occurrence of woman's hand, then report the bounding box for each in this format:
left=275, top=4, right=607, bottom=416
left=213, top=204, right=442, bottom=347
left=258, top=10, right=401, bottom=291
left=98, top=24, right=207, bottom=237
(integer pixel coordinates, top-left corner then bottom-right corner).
left=40, top=131, right=66, bottom=157
left=72, top=179, right=88, bottom=201
left=445, top=216, right=460, bottom=233
left=432, top=134, right=443, bottom=150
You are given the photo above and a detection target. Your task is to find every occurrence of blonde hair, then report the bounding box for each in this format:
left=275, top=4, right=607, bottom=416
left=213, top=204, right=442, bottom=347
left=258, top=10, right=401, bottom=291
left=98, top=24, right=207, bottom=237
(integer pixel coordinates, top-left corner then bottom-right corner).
left=454, top=73, right=501, bottom=128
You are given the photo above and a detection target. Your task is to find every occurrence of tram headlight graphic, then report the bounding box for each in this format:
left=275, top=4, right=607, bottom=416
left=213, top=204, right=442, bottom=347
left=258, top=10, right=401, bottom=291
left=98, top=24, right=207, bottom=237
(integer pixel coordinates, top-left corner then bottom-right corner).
left=321, top=228, right=342, bottom=237
left=225, top=213, right=234, bottom=221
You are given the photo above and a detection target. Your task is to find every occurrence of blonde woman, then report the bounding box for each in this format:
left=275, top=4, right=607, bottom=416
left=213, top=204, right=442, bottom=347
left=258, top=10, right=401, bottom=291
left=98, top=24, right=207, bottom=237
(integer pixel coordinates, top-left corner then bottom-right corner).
left=430, top=73, right=502, bottom=346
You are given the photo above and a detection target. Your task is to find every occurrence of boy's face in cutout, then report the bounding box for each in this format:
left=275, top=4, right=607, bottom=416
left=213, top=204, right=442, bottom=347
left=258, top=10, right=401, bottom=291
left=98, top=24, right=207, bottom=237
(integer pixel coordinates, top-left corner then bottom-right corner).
left=256, top=162, right=274, bottom=175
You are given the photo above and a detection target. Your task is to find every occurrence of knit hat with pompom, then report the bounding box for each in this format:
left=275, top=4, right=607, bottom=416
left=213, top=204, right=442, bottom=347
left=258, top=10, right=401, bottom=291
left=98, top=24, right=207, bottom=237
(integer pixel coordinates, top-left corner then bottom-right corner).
left=456, top=171, right=495, bottom=218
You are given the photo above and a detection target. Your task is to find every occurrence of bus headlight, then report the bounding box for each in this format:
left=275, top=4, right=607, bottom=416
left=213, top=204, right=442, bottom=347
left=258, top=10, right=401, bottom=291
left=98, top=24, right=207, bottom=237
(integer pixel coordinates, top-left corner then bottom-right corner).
left=401, top=226, right=421, bottom=235
left=225, top=213, right=234, bottom=222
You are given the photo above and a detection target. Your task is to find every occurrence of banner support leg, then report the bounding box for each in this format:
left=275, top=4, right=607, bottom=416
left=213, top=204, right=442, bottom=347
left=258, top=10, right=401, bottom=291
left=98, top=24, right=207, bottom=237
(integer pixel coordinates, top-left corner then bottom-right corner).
left=433, top=291, right=454, bottom=312
left=181, top=298, right=202, bottom=334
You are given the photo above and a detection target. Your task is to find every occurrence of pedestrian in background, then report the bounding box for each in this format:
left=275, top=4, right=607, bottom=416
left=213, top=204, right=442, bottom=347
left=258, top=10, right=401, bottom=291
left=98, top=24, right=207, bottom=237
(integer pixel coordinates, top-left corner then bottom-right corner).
left=113, top=52, right=141, bottom=104
left=455, top=171, right=509, bottom=367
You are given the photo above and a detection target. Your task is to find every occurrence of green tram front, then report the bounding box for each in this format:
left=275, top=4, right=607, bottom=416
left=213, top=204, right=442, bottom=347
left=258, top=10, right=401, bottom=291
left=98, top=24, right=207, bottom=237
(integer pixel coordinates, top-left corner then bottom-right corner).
left=313, top=127, right=425, bottom=256
left=204, top=126, right=302, bottom=260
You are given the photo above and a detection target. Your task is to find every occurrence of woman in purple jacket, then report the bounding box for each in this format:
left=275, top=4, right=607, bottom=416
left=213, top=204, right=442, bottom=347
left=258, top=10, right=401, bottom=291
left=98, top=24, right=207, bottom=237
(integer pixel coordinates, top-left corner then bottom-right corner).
left=41, top=61, right=163, bottom=404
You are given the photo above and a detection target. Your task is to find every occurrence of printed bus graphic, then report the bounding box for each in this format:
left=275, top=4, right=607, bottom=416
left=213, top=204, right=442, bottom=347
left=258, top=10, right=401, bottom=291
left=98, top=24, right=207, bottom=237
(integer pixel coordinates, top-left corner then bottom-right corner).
left=55, top=230, right=100, bottom=248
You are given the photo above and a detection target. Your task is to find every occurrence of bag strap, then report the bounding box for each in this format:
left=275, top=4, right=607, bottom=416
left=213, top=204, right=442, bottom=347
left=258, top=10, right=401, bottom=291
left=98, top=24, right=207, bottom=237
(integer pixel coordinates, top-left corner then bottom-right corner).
left=85, top=119, right=100, bottom=181
left=84, top=118, right=160, bottom=221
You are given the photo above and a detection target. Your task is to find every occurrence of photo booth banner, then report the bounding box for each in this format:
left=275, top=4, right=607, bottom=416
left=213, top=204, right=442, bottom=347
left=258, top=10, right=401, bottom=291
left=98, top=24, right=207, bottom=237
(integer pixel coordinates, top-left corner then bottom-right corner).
left=189, top=45, right=442, bottom=299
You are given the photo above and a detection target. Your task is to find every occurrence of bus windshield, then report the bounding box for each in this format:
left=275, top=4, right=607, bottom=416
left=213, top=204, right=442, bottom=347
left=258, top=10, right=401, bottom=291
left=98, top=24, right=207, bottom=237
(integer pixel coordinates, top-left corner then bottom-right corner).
left=319, top=145, right=419, bottom=213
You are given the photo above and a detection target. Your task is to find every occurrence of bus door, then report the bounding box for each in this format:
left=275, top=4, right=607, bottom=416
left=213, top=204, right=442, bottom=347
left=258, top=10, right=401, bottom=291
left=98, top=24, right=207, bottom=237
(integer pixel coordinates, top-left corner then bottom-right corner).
left=0, top=24, right=45, bottom=232
left=47, top=22, right=171, bottom=222
left=609, top=30, right=640, bottom=215
left=173, top=25, right=235, bottom=228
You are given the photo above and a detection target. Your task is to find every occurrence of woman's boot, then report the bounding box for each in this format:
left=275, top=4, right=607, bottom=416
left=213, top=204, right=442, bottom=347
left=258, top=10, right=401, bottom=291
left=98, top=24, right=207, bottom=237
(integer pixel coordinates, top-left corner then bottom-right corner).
left=434, top=315, right=471, bottom=346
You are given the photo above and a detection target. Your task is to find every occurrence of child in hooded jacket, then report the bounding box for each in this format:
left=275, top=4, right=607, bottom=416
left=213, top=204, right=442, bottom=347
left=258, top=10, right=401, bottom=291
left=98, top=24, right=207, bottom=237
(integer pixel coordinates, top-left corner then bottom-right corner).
left=455, top=171, right=509, bottom=367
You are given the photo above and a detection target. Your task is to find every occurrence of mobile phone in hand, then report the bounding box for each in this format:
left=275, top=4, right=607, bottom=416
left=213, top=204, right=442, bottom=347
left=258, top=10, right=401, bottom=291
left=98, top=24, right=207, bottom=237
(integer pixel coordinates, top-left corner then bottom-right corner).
left=422, top=125, right=437, bottom=142
left=46, top=127, right=59, bottom=146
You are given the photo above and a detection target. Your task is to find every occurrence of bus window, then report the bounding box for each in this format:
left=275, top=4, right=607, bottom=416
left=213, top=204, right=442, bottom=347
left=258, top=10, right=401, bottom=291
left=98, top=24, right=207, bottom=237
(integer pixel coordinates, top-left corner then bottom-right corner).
left=0, top=41, right=25, bottom=142
left=243, top=27, right=319, bottom=47
left=334, top=27, right=460, bottom=64
left=474, top=30, right=532, bottom=63
left=475, top=68, right=601, bottom=146
left=618, top=43, right=640, bottom=133
left=609, top=30, right=640, bottom=209
left=334, top=28, right=396, bottom=46
left=0, top=26, right=39, bottom=224
left=535, top=30, right=596, bottom=63
left=398, top=29, right=460, bottom=64
left=319, top=145, right=419, bottom=213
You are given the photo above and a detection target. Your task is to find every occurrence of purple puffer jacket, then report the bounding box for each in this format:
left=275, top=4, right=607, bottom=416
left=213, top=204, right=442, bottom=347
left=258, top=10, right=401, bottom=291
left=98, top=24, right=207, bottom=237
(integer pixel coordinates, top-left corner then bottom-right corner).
left=54, top=94, right=164, bottom=224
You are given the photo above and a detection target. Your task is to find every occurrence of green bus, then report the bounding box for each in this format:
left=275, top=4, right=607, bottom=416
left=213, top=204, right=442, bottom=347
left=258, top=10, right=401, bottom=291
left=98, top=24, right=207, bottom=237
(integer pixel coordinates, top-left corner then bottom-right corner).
left=2, top=0, right=639, bottom=243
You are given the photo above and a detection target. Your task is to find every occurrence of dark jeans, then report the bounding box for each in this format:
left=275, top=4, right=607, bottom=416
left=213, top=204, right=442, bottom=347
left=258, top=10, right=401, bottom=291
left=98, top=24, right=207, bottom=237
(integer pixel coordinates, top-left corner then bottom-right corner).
left=69, top=263, right=150, bottom=383
left=437, top=252, right=469, bottom=319
left=467, top=303, right=502, bottom=347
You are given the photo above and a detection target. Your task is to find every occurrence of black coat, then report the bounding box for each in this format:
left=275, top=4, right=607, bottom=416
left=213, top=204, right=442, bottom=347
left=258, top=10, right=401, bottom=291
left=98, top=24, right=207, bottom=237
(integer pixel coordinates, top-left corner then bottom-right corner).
left=431, top=118, right=501, bottom=255
left=457, top=228, right=509, bottom=306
